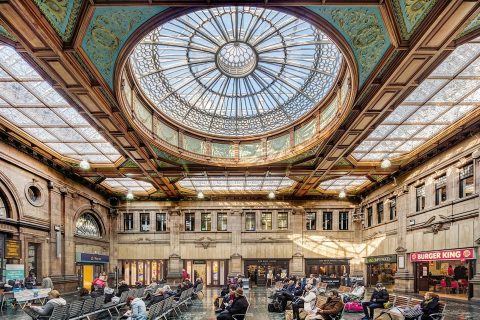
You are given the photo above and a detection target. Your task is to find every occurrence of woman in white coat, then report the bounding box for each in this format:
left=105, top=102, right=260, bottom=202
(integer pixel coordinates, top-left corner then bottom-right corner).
left=292, top=284, right=317, bottom=320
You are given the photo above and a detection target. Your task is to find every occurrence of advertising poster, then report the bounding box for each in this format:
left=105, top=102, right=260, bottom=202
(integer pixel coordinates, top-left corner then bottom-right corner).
left=5, top=264, right=24, bottom=281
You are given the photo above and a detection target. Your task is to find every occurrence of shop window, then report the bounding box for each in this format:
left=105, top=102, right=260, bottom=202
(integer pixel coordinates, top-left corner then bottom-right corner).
left=459, top=164, right=474, bottom=198
left=389, top=197, right=396, bottom=220
left=377, top=202, right=383, bottom=224
left=245, top=212, right=255, bottom=231
left=277, top=212, right=288, bottom=230
left=261, top=212, right=272, bottom=230
left=124, top=213, right=134, bottom=231
left=140, top=213, right=150, bottom=232
left=185, top=212, right=195, bottom=231
left=0, top=194, right=7, bottom=218
left=217, top=213, right=227, bottom=231
left=156, top=213, right=167, bottom=232
left=339, top=211, right=348, bottom=230
left=435, top=175, right=447, bottom=205
left=416, top=185, right=426, bottom=211
left=201, top=213, right=212, bottom=231
left=306, top=212, right=316, bottom=230
left=323, top=212, right=332, bottom=230
left=367, top=207, right=373, bottom=227
left=76, top=212, right=102, bottom=237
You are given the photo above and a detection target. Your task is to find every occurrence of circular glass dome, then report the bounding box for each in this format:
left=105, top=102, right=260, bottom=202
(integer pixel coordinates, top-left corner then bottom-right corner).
left=130, top=6, right=343, bottom=137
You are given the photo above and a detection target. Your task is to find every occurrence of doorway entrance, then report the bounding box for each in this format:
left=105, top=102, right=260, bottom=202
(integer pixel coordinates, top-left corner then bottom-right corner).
left=193, top=262, right=207, bottom=284
left=77, top=264, right=105, bottom=290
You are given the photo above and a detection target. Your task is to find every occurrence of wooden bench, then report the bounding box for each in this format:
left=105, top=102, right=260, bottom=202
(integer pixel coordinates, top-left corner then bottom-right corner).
left=337, top=286, right=352, bottom=294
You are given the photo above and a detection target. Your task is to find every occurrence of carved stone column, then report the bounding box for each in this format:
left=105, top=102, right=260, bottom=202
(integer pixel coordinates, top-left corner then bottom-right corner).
left=229, top=209, right=243, bottom=276
left=350, top=208, right=364, bottom=278
left=468, top=154, right=480, bottom=300
left=394, top=188, right=415, bottom=293
left=166, top=208, right=182, bottom=283
left=290, top=207, right=305, bottom=277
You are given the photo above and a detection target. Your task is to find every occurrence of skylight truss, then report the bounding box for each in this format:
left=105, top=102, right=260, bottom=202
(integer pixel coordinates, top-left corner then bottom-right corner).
left=178, top=176, right=295, bottom=193
left=102, top=178, right=154, bottom=193
left=0, top=45, right=121, bottom=164
left=130, top=6, right=343, bottom=136
left=318, top=176, right=370, bottom=191
left=353, top=37, right=480, bottom=161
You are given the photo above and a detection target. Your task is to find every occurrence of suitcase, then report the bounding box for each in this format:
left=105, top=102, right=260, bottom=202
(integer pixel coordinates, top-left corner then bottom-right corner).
left=344, top=301, right=363, bottom=312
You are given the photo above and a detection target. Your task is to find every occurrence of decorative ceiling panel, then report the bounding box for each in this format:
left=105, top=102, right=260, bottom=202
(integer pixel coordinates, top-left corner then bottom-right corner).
left=178, top=176, right=295, bottom=194
left=391, top=0, right=438, bottom=40
left=353, top=37, right=480, bottom=162
left=0, top=45, right=121, bottom=164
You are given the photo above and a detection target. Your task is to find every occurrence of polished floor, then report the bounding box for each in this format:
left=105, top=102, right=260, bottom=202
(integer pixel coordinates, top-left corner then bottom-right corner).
left=1, top=287, right=479, bottom=319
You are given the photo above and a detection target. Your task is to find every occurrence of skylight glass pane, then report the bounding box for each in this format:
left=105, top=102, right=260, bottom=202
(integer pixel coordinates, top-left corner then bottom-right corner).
left=0, top=82, right=40, bottom=105
left=369, top=125, right=396, bottom=139
left=0, top=108, right=35, bottom=125
left=404, top=105, right=449, bottom=123
left=430, top=80, right=478, bottom=103
left=103, top=178, right=154, bottom=193
left=383, top=105, right=417, bottom=123
left=431, top=43, right=480, bottom=77
left=414, top=125, right=447, bottom=139
left=404, top=79, right=447, bottom=104
left=178, top=176, right=295, bottom=193
left=23, top=128, right=58, bottom=142
left=318, top=176, right=369, bottom=191
left=438, top=105, right=476, bottom=124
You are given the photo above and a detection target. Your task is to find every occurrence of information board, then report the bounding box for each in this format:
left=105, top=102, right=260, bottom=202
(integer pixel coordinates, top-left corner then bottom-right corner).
left=5, top=264, right=24, bottom=281
left=5, top=240, right=21, bottom=259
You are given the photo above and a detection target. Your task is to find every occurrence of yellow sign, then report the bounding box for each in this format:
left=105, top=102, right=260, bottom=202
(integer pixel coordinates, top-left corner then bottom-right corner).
left=5, top=240, right=21, bottom=259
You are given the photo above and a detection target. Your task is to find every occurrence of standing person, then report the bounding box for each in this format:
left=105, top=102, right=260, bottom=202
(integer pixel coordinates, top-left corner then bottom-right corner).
left=24, top=290, right=66, bottom=319
left=42, top=276, right=54, bottom=289
left=361, top=283, right=389, bottom=320
left=182, top=268, right=190, bottom=281
left=25, top=271, right=36, bottom=289
left=447, top=265, right=454, bottom=277
left=217, top=288, right=249, bottom=320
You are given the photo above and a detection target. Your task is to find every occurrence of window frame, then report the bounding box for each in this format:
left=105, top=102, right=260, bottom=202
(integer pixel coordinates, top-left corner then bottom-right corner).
left=306, top=212, right=317, bottom=230
left=156, top=213, right=167, bottom=232
left=389, top=197, right=396, bottom=220
left=323, top=211, right=333, bottom=230
left=377, top=201, right=384, bottom=224
left=201, top=212, right=212, bottom=231
left=140, top=213, right=150, bottom=232
left=367, top=207, right=373, bottom=227
left=277, top=212, right=288, bottom=230
left=416, top=185, right=426, bottom=212
left=459, top=163, right=474, bottom=198
left=245, top=212, right=256, bottom=231
left=434, top=174, right=447, bottom=205
left=261, top=212, right=272, bottom=231
left=217, top=213, right=228, bottom=231
left=185, top=212, right=195, bottom=232
left=339, top=211, right=349, bottom=230
left=124, top=212, right=134, bottom=231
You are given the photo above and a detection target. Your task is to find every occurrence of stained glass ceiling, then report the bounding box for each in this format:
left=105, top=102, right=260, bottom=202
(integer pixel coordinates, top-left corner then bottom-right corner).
left=318, top=176, right=370, bottom=191
left=0, top=45, right=121, bottom=164
left=178, top=176, right=295, bottom=193
left=130, top=6, right=343, bottom=136
left=353, top=37, right=480, bottom=161
left=102, top=178, right=154, bottom=193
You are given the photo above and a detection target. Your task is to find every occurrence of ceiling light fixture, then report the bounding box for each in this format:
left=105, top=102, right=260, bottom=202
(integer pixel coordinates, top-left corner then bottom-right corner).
left=380, top=158, right=391, bottom=169
left=126, top=190, right=134, bottom=200
left=79, top=159, right=90, bottom=170
left=268, top=191, right=275, bottom=199
left=197, top=192, right=205, bottom=199
left=339, top=189, right=346, bottom=199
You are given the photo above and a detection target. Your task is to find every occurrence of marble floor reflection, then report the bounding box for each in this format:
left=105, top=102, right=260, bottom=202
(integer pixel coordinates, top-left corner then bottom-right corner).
left=1, top=287, right=479, bottom=319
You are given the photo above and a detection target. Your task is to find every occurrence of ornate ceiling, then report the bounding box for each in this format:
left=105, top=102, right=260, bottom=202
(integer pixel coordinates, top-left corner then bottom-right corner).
left=0, top=0, right=479, bottom=200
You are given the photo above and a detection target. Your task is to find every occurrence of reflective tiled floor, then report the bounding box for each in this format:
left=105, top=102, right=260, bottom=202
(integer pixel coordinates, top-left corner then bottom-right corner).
left=1, top=287, right=479, bottom=319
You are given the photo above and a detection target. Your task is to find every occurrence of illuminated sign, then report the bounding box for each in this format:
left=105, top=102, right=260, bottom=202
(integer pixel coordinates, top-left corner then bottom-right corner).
left=410, top=248, right=475, bottom=262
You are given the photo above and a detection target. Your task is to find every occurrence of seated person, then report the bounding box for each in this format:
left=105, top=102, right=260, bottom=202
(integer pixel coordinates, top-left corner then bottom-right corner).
left=216, top=284, right=237, bottom=313
left=144, top=280, right=159, bottom=299
left=194, top=277, right=203, bottom=290
left=404, top=292, right=440, bottom=320
left=361, top=283, right=389, bottom=320
left=116, top=280, right=130, bottom=297
left=162, top=284, right=176, bottom=297
left=305, top=290, right=343, bottom=320
left=342, top=281, right=365, bottom=302
left=293, top=284, right=316, bottom=320
left=147, top=288, right=169, bottom=308
left=173, top=283, right=186, bottom=301
left=122, top=296, right=147, bottom=320
left=278, top=280, right=296, bottom=311
left=77, top=288, right=90, bottom=301
left=24, top=290, right=66, bottom=319
left=104, top=286, right=115, bottom=303
left=217, top=288, right=249, bottom=320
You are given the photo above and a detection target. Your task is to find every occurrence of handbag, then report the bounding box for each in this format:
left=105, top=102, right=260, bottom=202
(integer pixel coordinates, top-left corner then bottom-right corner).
left=344, top=301, right=363, bottom=313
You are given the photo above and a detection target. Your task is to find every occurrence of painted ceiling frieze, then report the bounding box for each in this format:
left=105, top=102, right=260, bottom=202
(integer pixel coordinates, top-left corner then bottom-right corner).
left=306, top=6, right=391, bottom=86
left=32, top=0, right=82, bottom=42
left=458, top=13, right=480, bottom=39
left=0, top=19, right=16, bottom=42
left=392, top=0, right=437, bottom=40
left=81, top=6, right=167, bottom=87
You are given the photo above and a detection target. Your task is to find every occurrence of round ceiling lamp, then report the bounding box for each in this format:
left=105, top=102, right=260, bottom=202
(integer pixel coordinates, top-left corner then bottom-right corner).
left=79, top=159, right=90, bottom=170
left=126, top=190, right=134, bottom=200
left=268, top=191, right=276, bottom=199
left=339, top=189, right=346, bottom=199
left=381, top=158, right=391, bottom=169
left=197, top=192, right=205, bottom=199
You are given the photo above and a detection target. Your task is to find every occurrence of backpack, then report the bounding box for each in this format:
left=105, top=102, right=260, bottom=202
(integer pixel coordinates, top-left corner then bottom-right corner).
left=268, top=301, right=283, bottom=313
left=344, top=301, right=363, bottom=313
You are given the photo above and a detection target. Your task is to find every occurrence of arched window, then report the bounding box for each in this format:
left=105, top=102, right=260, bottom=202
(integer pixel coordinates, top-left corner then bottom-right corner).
left=76, top=212, right=102, bottom=238
left=0, top=195, right=6, bottom=218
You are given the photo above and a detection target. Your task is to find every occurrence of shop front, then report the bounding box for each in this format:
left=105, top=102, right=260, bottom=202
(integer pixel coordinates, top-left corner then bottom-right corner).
left=410, top=248, right=476, bottom=299
left=244, top=259, right=289, bottom=286
left=121, top=260, right=167, bottom=286
left=184, top=260, right=227, bottom=287
left=366, top=255, right=397, bottom=286
left=76, top=253, right=109, bottom=290
left=305, top=259, right=350, bottom=287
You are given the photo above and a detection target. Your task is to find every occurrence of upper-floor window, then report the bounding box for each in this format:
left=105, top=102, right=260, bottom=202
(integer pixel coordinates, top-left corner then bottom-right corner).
left=377, top=202, right=384, bottom=224
left=389, top=197, right=396, bottom=220
left=245, top=212, right=256, bottom=231
left=459, top=163, right=474, bottom=198
left=156, top=213, right=167, bottom=232
left=435, top=175, right=447, bottom=205
left=367, top=207, right=373, bottom=227
left=185, top=212, right=195, bottom=231
left=0, top=195, right=7, bottom=218
left=416, top=185, right=426, bottom=212
left=201, top=213, right=212, bottom=231
left=140, top=213, right=150, bottom=232
left=277, top=212, right=288, bottom=230
left=261, top=212, right=272, bottom=230
left=306, top=212, right=316, bottom=230
left=124, top=213, right=133, bottom=231
left=323, top=211, right=332, bottom=230
left=76, top=212, right=102, bottom=238
left=339, top=211, right=349, bottom=230
left=217, top=213, right=227, bottom=231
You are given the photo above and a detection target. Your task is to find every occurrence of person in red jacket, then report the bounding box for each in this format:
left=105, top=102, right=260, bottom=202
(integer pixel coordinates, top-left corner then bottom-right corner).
left=182, top=268, right=190, bottom=281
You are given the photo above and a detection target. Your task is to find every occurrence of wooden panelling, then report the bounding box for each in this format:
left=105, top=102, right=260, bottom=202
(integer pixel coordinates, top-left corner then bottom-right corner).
left=368, top=90, right=398, bottom=111
left=392, top=56, right=431, bottom=85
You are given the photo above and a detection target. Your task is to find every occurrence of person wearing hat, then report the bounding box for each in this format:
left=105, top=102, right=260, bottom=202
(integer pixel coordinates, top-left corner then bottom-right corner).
left=24, top=290, right=66, bottom=318
left=217, top=287, right=249, bottom=320
left=361, top=282, right=389, bottom=320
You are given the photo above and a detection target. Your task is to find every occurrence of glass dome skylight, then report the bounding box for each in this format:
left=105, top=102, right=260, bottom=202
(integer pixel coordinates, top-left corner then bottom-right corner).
left=130, top=6, right=343, bottom=136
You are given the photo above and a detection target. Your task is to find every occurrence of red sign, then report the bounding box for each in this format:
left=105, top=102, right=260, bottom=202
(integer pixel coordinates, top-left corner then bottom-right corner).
left=410, top=248, right=475, bottom=262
